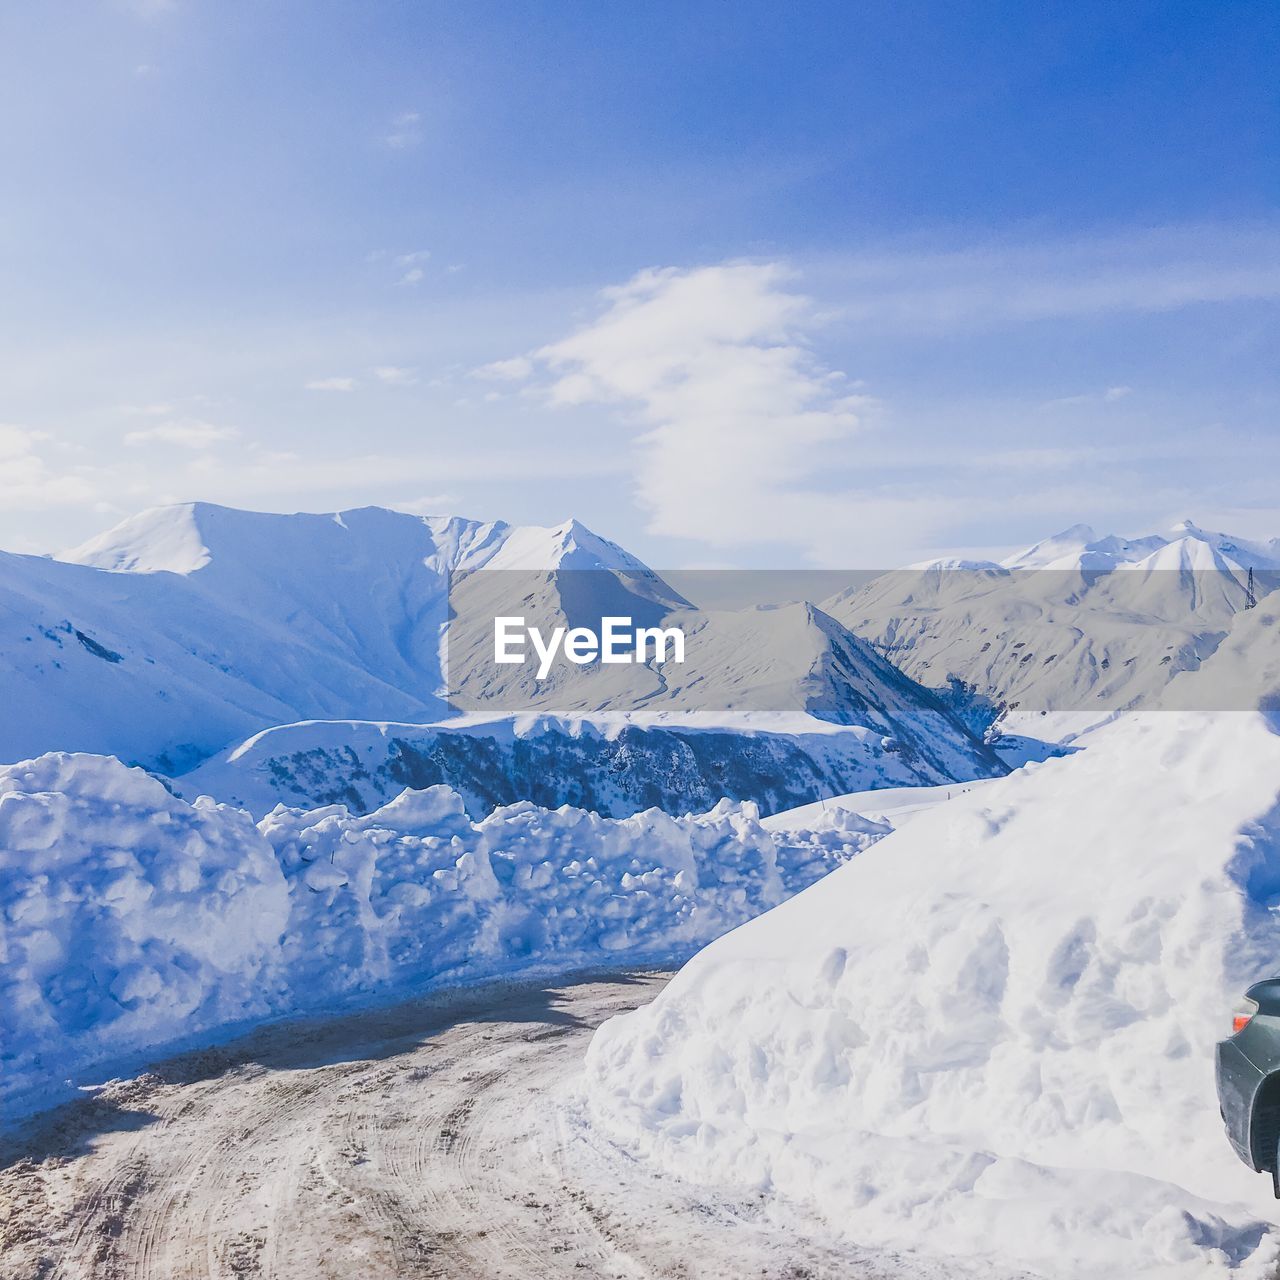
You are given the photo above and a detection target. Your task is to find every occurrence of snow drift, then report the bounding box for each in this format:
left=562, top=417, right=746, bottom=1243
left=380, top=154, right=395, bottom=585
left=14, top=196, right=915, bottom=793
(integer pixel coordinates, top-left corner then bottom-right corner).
left=0, top=753, right=887, bottom=1118
left=582, top=711, right=1280, bottom=1278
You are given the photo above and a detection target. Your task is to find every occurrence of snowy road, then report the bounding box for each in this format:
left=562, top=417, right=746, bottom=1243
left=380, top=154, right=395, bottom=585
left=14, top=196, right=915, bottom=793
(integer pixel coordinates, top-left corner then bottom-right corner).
left=0, top=970, right=906, bottom=1280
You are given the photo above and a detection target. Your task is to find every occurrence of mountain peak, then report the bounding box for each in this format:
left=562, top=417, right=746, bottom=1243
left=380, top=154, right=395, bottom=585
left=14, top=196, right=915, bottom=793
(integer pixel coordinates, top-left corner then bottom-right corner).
left=61, top=503, right=214, bottom=574
left=1000, top=523, right=1100, bottom=569
left=1053, top=522, right=1098, bottom=542
left=59, top=502, right=643, bottom=579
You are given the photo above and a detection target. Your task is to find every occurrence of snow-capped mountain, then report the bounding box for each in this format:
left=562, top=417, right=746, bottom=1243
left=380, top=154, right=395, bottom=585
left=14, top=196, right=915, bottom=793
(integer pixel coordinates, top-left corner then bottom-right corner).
left=0, top=503, right=1002, bottom=809
left=0, top=502, right=678, bottom=772
left=824, top=520, right=1280, bottom=747
left=1002, top=519, right=1280, bottom=572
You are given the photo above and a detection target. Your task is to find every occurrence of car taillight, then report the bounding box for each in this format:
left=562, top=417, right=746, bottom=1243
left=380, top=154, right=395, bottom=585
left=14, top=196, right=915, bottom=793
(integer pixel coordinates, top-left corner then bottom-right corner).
left=1234, top=998, right=1259, bottom=1035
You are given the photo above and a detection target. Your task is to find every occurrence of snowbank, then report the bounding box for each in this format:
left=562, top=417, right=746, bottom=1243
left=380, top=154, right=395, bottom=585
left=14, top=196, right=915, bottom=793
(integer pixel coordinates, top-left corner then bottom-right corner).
left=582, top=712, right=1280, bottom=1279
left=1, top=753, right=886, bottom=1117
left=0, top=754, right=290, bottom=1113
left=261, top=787, right=882, bottom=1000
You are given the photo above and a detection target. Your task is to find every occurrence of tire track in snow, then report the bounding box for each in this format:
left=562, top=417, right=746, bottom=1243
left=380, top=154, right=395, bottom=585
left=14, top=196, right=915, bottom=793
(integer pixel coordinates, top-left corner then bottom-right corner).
left=2, top=971, right=906, bottom=1280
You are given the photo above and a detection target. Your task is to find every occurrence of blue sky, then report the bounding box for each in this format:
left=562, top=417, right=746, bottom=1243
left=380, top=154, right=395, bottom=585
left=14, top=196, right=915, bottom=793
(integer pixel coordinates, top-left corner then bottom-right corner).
left=0, top=0, right=1276, bottom=564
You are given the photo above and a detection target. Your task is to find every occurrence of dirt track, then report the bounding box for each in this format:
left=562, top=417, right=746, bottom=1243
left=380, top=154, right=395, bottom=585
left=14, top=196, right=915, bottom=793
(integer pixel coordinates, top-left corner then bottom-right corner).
left=0, top=970, right=911, bottom=1280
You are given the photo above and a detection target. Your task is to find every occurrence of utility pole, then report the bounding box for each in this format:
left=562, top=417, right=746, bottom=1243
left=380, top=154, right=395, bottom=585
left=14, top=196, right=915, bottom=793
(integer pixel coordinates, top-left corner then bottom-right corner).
left=1247, top=567, right=1257, bottom=610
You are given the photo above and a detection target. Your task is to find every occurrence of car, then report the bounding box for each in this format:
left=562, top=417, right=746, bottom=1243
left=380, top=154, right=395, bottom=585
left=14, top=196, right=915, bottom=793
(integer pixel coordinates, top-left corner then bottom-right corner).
left=1216, top=977, right=1280, bottom=1197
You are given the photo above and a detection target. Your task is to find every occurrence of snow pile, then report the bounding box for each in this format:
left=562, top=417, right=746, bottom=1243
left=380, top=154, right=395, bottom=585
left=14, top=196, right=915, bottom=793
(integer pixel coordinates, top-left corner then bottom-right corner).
left=1, top=753, right=887, bottom=1116
left=0, top=754, right=290, bottom=1107
left=261, top=789, right=884, bottom=999
left=582, top=711, right=1280, bottom=1279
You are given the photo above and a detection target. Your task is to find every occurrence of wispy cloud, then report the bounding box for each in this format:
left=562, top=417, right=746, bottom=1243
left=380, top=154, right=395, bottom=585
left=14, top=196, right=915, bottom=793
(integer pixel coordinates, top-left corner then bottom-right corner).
left=487, top=261, right=908, bottom=562
left=383, top=111, right=423, bottom=150
left=394, top=493, right=461, bottom=516
left=479, top=250, right=1267, bottom=565
left=305, top=376, right=357, bottom=392
left=373, top=365, right=417, bottom=386
left=0, top=423, right=49, bottom=460
left=123, top=419, right=239, bottom=448
left=1039, top=384, right=1136, bottom=410
left=0, top=424, right=97, bottom=509
left=396, top=249, right=430, bottom=286
left=474, top=355, right=533, bottom=382
left=820, top=224, right=1280, bottom=336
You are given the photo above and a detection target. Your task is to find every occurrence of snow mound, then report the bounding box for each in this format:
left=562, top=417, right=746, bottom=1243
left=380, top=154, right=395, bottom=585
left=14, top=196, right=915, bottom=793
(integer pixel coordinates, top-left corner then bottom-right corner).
left=261, top=789, right=881, bottom=1000
left=582, top=711, right=1280, bottom=1278
left=0, top=754, right=290, bottom=1104
left=1, top=753, right=888, bottom=1117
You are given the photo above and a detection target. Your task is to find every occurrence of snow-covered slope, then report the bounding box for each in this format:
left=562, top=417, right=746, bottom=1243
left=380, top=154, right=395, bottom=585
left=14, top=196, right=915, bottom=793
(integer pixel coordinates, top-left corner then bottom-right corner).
left=1002, top=520, right=1280, bottom=573
left=760, top=777, right=998, bottom=832
left=1162, top=596, right=1280, bottom=714
left=179, top=709, right=1006, bottom=819
left=1, top=504, right=1002, bottom=809
left=582, top=709, right=1280, bottom=1278
left=0, top=752, right=889, bottom=1117
left=0, top=503, right=682, bottom=771
left=825, top=520, right=1280, bottom=747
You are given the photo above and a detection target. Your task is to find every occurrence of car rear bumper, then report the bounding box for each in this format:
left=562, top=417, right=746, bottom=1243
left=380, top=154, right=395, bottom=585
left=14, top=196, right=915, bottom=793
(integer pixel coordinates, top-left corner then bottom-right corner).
left=1218, top=1037, right=1269, bottom=1169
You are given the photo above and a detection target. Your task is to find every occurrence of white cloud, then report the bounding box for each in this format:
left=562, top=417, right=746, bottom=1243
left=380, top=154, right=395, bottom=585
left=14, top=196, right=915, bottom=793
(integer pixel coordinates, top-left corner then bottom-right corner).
left=394, top=493, right=460, bottom=516
left=395, top=250, right=430, bottom=287
left=0, top=424, right=97, bottom=510
left=305, top=376, right=357, bottom=392
left=474, top=355, right=533, bottom=382
left=123, top=419, right=239, bottom=449
left=495, top=262, right=898, bottom=562
left=0, top=423, right=48, bottom=459
left=374, top=365, right=417, bottom=386
left=384, top=111, right=422, bottom=150
left=1040, top=384, right=1139, bottom=411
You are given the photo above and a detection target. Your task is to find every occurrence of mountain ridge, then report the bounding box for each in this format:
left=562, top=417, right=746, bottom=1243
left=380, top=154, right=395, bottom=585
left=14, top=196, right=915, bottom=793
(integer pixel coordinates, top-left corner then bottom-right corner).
left=825, top=518, right=1279, bottom=748
left=4, top=503, right=999, bottom=799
